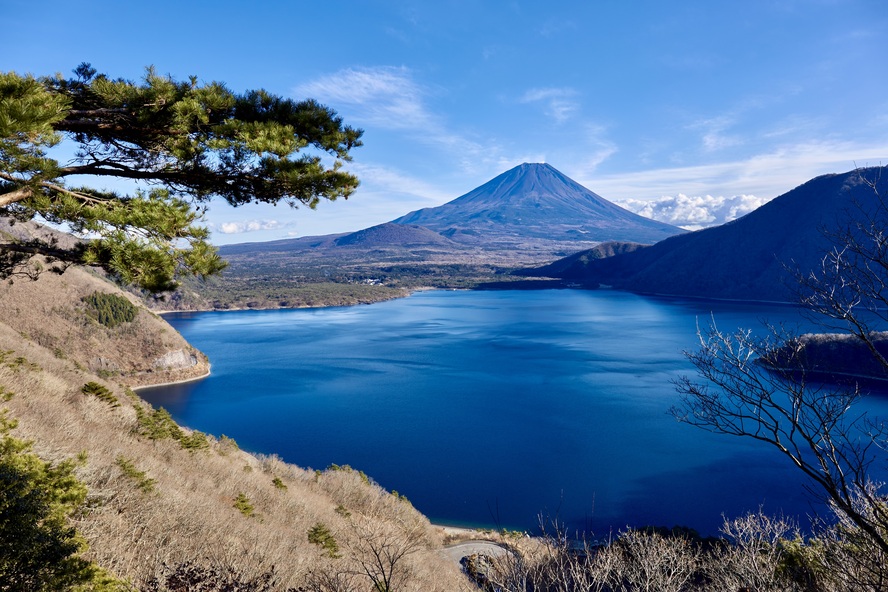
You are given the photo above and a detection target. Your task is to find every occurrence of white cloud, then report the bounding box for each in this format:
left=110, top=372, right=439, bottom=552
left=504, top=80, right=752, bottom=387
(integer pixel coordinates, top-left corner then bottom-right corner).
left=519, top=87, right=580, bottom=124
left=496, top=152, right=549, bottom=171
left=618, top=194, right=768, bottom=230
left=296, top=66, right=431, bottom=131
left=216, top=220, right=282, bottom=235
left=578, top=139, right=888, bottom=204
left=580, top=123, right=619, bottom=171
left=538, top=18, right=577, bottom=38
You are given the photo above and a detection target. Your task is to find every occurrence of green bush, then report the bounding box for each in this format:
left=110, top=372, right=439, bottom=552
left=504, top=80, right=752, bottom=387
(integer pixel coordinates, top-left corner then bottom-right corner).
left=233, top=493, right=255, bottom=518
left=115, top=456, right=156, bottom=494
left=326, top=463, right=370, bottom=485
left=391, top=490, right=410, bottom=504
left=178, top=430, right=209, bottom=451
left=133, top=405, right=210, bottom=452
left=271, top=476, right=287, bottom=490
left=81, top=292, right=138, bottom=328
left=334, top=504, right=351, bottom=518
left=217, top=434, right=239, bottom=455
left=307, top=522, right=340, bottom=558
left=0, top=410, right=127, bottom=591
left=134, top=406, right=184, bottom=441
left=0, top=350, right=41, bottom=372
left=81, top=382, right=120, bottom=408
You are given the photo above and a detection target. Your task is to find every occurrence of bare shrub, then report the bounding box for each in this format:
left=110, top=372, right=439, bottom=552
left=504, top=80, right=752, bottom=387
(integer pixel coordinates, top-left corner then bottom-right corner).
left=816, top=487, right=888, bottom=592
left=708, top=511, right=807, bottom=592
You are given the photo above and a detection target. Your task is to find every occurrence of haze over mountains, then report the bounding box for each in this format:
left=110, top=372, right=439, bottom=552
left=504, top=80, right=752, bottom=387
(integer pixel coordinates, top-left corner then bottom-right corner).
left=528, top=167, right=888, bottom=302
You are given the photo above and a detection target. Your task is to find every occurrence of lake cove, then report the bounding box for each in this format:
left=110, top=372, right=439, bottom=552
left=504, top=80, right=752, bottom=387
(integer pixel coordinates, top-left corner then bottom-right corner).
left=141, top=289, right=888, bottom=535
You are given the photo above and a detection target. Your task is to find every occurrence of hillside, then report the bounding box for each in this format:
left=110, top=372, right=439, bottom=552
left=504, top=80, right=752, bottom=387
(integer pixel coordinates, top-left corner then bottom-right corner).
left=332, top=222, right=461, bottom=248
left=0, top=219, right=209, bottom=387
left=0, top=256, right=471, bottom=589
left=526, top=167, right=888, bottom=302
left=527, top=241, right=647, bottom=279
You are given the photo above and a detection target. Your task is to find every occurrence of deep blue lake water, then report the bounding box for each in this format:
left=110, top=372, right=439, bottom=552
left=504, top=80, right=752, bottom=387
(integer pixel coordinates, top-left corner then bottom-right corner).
left=140, top=289, right=888, bottom=536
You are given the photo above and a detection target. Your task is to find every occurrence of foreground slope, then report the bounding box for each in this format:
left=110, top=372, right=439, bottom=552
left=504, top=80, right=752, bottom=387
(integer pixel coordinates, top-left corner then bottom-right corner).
left=528, top=167, right=888, bottom=302
left=0, top=262, right=470, bottom=589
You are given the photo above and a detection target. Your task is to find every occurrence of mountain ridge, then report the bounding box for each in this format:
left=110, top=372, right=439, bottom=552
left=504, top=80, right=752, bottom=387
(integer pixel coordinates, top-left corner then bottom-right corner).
left=526, top=167, right=888, bottom=302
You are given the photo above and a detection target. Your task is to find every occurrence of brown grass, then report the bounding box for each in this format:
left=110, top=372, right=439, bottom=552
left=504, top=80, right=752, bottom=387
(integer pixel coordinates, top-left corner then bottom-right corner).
left=0, top=271, right=471, bottom=591
left=0, top=262, right=208, bottom=387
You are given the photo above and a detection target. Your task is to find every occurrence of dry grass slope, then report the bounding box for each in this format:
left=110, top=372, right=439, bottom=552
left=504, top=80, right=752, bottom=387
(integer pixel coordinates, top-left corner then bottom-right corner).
left=0, top=262, right=208, bottom=387
left=0, top=269, right=471, bottom=590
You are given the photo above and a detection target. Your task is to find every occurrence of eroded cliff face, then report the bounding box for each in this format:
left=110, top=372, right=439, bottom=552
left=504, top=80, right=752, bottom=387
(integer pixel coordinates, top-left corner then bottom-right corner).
left=0, top=259, right=209, bottom=387
left=153, top=349, right=199, bottom=371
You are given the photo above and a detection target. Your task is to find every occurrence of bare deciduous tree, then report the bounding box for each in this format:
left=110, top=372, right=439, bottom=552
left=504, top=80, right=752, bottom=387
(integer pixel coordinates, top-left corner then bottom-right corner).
left=798, top=169, right=888, bottom=363
left=672, top=321, right=888, bottom=553
left=672, top=168, right=888, bottom=566
left=347, top=516, right=427, bottom=592
left=816, top=486, right=888, bottom=592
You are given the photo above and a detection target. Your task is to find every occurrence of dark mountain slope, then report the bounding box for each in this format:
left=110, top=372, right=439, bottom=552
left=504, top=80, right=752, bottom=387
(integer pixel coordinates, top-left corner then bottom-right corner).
left=219, top=233, right=343, bottom=256
left=220, top=224, right=457, bottom=256
left=332, top=223, right=458, bottom=248
left=392, top=163, right=683, bottom=245
left=527, top=167, right=888, bottom=302
left=527, top=241, right=647, bottom=278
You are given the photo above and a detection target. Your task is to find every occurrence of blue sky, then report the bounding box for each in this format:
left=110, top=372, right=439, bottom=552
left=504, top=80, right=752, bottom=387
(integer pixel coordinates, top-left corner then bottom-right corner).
left=4, top=0, right=887, bottom=243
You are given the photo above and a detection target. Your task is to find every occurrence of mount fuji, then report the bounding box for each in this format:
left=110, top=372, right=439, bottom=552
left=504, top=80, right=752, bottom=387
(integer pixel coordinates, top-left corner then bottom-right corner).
left=391, top=163, right=683, bottom=247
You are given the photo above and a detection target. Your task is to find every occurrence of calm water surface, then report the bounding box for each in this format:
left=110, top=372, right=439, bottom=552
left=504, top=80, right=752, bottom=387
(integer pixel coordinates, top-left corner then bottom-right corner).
left=141, top=289, right=888, bottom=535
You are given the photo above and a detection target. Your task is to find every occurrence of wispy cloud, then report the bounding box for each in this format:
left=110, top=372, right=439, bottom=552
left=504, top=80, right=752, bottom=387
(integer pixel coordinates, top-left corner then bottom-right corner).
left=581, top=139, right=888, bottom=203
left=296, top=66, right=431, bottom=131
left=495, top=152, right=549, bottom=171
left=348, top=162, right=453, bottom=205
left=519, top=87, right=580, bottom=124
left=579, top=123, right=619, bottom=172
left=538, top=18, right=577, bottom=38
left=296, top=66, right=496, bottom=174
left=688, top=115, right=743, bottom=152
left=214, top=220, right=283, bottom=235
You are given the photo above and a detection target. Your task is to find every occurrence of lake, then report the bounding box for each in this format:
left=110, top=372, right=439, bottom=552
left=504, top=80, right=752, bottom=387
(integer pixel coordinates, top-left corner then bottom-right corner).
left=140, top=289, right=888, bottom=536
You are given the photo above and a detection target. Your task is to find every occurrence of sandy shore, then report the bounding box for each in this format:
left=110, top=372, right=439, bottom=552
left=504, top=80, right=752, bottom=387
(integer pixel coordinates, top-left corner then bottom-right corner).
left=131, top=367, right=211, bottom=391
left=435, top=524, right=523, bottom=543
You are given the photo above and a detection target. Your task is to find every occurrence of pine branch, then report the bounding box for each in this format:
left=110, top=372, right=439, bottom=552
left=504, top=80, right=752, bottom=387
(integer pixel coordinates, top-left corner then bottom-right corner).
left=0, top=186, right=33, bottom=207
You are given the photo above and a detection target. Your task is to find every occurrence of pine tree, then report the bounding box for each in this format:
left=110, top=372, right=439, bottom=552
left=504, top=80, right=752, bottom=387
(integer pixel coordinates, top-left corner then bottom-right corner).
left=0, top=410, right=125, bottom=591
left=0, top=63, right=362, bottom=292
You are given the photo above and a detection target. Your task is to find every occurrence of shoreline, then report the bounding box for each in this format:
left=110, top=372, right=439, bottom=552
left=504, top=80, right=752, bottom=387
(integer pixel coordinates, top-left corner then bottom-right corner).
left=151, top=286, right=434, bottom=315
left=149, top=285, right=804, bottom=316
left=131, top=367, right=211, bottom=391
